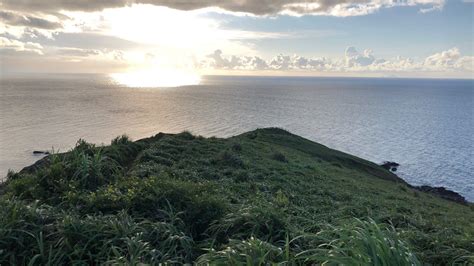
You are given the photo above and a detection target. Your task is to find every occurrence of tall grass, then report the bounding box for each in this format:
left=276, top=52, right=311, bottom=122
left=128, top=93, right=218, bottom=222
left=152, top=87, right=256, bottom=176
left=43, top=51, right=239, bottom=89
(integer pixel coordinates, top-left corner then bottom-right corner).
left=0, top=200, right=195, bottom=265
left=198, top=219, right=421, bottom=265
left=297, top=219, right=421, bottom=265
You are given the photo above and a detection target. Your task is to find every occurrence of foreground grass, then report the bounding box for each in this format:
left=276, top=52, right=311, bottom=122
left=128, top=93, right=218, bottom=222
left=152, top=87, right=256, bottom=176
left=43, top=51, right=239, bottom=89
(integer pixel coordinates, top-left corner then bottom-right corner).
left=1, top=128, right=472, bottom=265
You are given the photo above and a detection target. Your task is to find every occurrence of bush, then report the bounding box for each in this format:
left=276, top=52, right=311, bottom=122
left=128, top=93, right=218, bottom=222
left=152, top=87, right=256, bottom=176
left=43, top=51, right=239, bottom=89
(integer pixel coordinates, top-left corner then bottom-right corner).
left=231, top=142, right=242, bottom=152
left=5, top=174, right=38, bottom=199
left=106, top=136, right=143, bottom=166
left=6, top=146, right=122, bottom=203
left=271, top=151, right=288, bottom=163
left=213, top=150, right=244, bottom=168
left=177, top=130, right=195, bottom=140
left=233, top=170, right=249, bottom=182
left=111, top=134, right=131, bottom=145
left=6, top=169, right=20, bottom=180
left=74, top=139, right=96, bottom=156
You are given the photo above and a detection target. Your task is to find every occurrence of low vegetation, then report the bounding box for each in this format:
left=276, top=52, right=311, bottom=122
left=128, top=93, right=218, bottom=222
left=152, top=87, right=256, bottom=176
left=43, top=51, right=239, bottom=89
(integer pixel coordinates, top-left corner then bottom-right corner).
left=1, top=128, right=472, bottom=265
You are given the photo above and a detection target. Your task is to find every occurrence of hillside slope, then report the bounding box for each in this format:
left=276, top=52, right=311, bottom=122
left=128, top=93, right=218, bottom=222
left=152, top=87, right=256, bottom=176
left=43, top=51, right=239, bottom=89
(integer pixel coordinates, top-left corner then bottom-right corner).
left=1, top=128, right=472, bottom=265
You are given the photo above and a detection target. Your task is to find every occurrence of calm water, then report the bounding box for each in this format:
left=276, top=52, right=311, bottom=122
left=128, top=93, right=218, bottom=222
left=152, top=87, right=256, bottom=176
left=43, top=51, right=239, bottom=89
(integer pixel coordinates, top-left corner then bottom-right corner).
left=1, top=74, right=473, bottom=201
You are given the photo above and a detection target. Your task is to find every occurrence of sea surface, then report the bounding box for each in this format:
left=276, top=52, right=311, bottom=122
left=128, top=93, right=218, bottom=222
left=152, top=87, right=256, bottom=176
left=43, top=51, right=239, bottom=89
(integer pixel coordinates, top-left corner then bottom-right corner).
left=1, top=74, right=473, bottom=201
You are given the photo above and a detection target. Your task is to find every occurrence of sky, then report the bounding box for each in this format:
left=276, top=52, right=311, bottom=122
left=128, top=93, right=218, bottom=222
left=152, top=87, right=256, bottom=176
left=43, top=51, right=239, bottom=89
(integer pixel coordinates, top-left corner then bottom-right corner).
left=0, top=0, right=473, bottom=79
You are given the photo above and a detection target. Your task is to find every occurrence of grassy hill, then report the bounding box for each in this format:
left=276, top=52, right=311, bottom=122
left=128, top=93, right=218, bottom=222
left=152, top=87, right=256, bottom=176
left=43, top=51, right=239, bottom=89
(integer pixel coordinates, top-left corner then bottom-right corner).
left=1, top=128, right=472, bottom=265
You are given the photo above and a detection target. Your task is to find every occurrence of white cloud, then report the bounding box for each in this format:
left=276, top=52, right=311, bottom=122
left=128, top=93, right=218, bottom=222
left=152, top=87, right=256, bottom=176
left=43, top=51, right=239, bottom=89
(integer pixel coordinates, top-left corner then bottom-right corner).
left=57, top=47, right=102, bottom=57
left=423, top=47, right=461, bottom=68
left=454, top=56, right=474, bottom=72
left=269, top=54, right=292, bottom=70
left=345, top=46, right=375, bottom=67
left=52, top=47, right=127, bottom=64
left=202, top=47, right=473, bottom=76
left=0, top=36, right=43, bottom=54
left=204, top=49, right=269, bottom=70
left=422, top=48, right=473, bottom=73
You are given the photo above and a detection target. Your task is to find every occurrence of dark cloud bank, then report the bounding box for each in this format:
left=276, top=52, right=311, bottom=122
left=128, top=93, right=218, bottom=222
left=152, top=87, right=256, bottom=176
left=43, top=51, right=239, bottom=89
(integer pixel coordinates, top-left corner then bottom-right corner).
left=1, top=0, right=443, bottom=15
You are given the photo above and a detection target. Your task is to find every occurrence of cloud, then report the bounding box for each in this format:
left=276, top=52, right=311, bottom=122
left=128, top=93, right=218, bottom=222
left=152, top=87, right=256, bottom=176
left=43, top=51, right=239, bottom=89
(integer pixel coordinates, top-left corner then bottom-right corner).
left=0, top=0, right=445, bottom=16
left=205, top=49, right=269, bottom=70
left=0, top=0, right=129, bottom=13
left=345, top=46, right=375, bottom=67
left=203, top=47, right=473, bottom=75
left=0, top=36, right=43, bottom=54
left=423, top=48, right=474, bottom=73
left=0, top=11, right=62, bottom=29
left=423, top=47, right=461, bottom=68
left=32, top=32, right=143, bottom=50
left=206, top=49, right=231, bottom=68
left=454, top=56, right=474, bottom=72
left=57, top=47, right=101, bottom=57
left=269, top=54, right=292, bottom=70
left=54, top=47, right=126, bottom=62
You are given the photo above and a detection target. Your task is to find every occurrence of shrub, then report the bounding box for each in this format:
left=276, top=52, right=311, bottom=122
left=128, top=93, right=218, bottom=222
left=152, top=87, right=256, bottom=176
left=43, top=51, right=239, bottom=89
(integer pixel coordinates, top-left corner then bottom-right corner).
left=247, top=132, right=258, bottom=139
left=6, top=169, right=20, bottom=180
left=5, top=174, right=38, bottom=199
left=213, top=150, right=244, bottom=168
left=233, top=170, right=249, bottom=182
left=8, top=147, right=123, bottom=203
left=177, top=130, right=195, bottom=140
left=111, top=134, right=131, bottom=145
left=106, top=135, right=144, bottom=167
left=271, top=151, right=288, bottom=163
left=231, top=142, right=242, bottom=152
left=69, top=149, right=122, bottom=190
left=74, top=139, right=96, bottom=156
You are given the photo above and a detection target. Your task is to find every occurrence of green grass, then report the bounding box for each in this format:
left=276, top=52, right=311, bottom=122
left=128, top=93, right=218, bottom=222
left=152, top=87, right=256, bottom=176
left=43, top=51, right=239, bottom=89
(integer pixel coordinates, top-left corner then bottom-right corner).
left=1, top=128, right=472, bottom=265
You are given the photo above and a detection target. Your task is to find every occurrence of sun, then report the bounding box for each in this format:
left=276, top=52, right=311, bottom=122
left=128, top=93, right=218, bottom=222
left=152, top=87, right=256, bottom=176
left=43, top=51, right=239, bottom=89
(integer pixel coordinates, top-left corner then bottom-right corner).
left=110, top=66, right=201, bottom=88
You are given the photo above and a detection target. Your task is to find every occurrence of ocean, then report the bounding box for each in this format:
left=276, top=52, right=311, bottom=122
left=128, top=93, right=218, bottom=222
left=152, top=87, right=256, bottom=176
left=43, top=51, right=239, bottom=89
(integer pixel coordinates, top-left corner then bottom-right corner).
left=0, top=74, right=472, bottom=201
